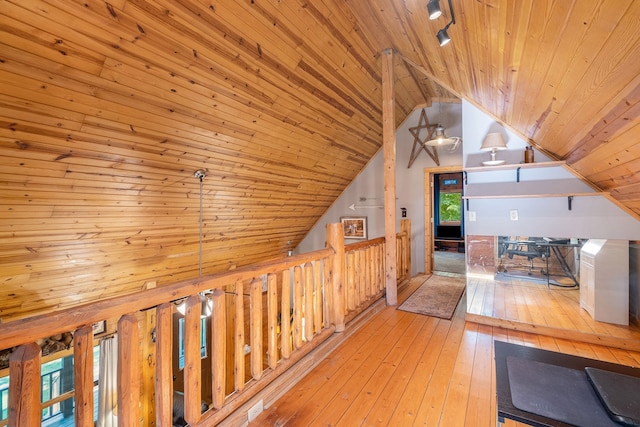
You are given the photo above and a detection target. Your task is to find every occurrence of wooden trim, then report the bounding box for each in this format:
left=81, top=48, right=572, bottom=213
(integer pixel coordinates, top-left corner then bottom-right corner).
left=465, top=312, right=640, bottom=353
left=155, top=303, right=173, bottom=426
left=424, top=165, right=464, bottom=274
left=117, top=314, right=141, bottom=427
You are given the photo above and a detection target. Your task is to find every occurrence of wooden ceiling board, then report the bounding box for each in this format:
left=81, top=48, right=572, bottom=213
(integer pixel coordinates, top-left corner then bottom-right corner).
left=2, top=0, right=640, bottom=319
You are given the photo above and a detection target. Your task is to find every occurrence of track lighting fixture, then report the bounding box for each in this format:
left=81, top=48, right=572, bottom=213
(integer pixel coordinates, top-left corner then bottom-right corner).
left=427, top=0, right=442, bottom=20
left=434, top=0, right=456, bottom=47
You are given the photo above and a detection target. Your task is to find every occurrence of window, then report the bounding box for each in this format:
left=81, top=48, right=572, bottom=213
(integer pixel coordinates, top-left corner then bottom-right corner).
left=177, top=317, right=208, bottom=369
left=0, top=344, right=100, bottom=426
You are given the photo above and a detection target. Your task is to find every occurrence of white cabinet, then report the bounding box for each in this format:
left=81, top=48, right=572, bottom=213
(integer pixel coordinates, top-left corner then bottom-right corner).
left=579, top=239, right=629, bottom=325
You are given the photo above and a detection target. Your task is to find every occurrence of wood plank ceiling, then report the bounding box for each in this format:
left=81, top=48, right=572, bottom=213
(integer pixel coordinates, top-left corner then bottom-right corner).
left=1, top=0, right=639, bottom=319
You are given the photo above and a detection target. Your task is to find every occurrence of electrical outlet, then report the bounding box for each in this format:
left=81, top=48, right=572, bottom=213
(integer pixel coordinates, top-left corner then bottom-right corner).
left=510, top=210, right=519, bottom=221
left=468, top=211, right=476, bottom=222
left=248, top=400, right=264, bottom=422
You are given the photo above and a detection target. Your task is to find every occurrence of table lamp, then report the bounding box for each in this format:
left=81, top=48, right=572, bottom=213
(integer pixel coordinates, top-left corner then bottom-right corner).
left=480, top=132, right=507, bottom=166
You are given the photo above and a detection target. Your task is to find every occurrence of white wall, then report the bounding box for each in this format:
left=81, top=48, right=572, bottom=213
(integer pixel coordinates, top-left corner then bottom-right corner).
left=297, top=100, right=640, bottom=278
left=461, top=100, right=640, bottom=240
left=297, top=103, right=463, bottom=275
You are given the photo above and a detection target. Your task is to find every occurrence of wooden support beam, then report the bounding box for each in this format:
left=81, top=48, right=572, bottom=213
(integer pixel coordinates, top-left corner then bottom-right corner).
left=155, top=303, right=174, bottom=427
left=326, top=223, right=345, bottom=332
left=117, top=314, right=141, bottom=427
left=382, top=48, right=398, bottom=306
left=9, top=343, right=41, bottom=427
left=250, top=278, right=263, bottom=380
left=183, top=295, right=202, bottom=425
left=74, top=325, right=94, bottom=426
left=211, top=289, right=226, bottom=409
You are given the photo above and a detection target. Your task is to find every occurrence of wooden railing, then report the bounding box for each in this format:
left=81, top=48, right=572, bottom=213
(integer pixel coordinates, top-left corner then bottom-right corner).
left=0, top=220, right=411, bottom=426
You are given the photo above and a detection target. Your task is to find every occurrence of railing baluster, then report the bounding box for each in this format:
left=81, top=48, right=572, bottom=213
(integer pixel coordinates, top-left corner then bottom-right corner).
left=250, top=278, right=263, bottom=380
left=184, top=295, right=202, bottom=425
left=281, top=270, right=292, bottom=358
left=211, top=289, right=226, bottom=409
left=118, top=314, right=141, bottom=427
left=304, top=262, right=314, bottom=341
left=314, top=262, right=323, bottom=334
left=267, top=273, right=278, bottom=369
left=346, top=252, right=355, bottom=311
left=74, top=325, right=94, bottom=426
left=9, top=343, right=41, bottom=427
left=234, top=280, right=245, bottom=392
left=293, top=266, right=303, bottom=348
left=155, top=303, right=173, bottom=426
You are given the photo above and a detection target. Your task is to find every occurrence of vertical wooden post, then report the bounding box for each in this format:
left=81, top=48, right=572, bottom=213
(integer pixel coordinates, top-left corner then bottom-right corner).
left=346, top=252, right=355, bottom=311
left=234, top=280, right=245, bottom=391
left=401, top=219, right=412, bottom=278
left=382, top=48, right=398, bottom=306
left=74, top=325, right=94, bottom=426
left=304, top=262, right=314, bottom=341
left=326, top=222, right=345, bottom=332
left=281, top=270, right=292, bottom=358
left=313, top=262, right=323, bottom=334
left=118, top=313, right=141, bottom=427
left=155, top=303, right=173, bottom=427
left=267, top=273, right=278, bottom=368
left=9, top=343, right=41, bottom=427
left=293, top=266, right=304, bottom=348
left=250, top=278, right=263, bottom=380
left=211, top=289, right=226, bottom=409
left=183, top=295, right=202, bottom=425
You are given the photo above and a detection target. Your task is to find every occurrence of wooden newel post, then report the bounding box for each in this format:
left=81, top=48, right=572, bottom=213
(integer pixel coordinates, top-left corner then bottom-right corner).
left=327, top=223, right=345, bottom=332
left=9, top=343, right=41, bottom=427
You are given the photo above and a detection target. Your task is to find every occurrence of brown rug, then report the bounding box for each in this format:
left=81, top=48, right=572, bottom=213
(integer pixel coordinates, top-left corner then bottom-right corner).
left=398, top=274, right=466, bottom=320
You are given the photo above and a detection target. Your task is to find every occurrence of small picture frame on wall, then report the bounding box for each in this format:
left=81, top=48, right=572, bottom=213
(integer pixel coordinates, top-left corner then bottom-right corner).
left=341, top=216, right=368, bottom=240
left=92, top=320, right=106, bottom=335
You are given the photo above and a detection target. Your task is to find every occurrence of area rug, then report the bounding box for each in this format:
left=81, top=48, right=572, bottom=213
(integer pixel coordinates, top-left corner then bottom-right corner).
left=397, top=274, right=466, bottom=320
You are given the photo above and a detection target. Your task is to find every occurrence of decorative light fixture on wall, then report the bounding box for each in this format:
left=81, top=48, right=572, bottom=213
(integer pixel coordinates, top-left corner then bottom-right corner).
left=425, top=96, right=461, bottom=149
left=435, top=0, right=456, bottom=46
left=427, top=0, right=442, bottom=20
left=480, top=133, right=508, bottom=166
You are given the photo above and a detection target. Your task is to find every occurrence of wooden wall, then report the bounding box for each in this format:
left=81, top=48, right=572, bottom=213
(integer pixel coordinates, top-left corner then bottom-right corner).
left=2, top=0, right=640, bottom=320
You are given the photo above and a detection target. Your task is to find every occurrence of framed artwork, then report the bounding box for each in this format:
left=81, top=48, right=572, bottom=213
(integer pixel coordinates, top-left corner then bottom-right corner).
left=92, top=320, right=106, bottom=335
left=341, top=216, right=368, bottom=240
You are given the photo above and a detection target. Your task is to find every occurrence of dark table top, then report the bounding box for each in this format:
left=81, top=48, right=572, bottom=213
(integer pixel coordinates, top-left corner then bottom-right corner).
left=495, top=340, right=640, bottom=427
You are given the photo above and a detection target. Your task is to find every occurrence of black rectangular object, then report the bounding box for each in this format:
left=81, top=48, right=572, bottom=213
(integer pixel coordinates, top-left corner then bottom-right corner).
left=586, top=367, right=640, bottom=426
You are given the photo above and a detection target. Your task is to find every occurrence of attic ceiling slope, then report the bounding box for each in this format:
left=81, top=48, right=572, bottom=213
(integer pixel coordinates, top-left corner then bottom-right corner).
left=0, top=0, right=432, bottom=319
left=346, top=0, right=640, bottom=219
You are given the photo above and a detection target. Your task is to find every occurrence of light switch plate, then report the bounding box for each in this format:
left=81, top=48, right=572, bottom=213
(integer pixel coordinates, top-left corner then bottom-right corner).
left=468, top=211, right=476, bottom=221
left=510, top=210, right=519, bottom=221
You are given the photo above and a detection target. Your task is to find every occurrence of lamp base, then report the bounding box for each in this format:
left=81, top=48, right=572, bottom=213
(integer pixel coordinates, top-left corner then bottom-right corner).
left=482, top=159, right=505, bottom=166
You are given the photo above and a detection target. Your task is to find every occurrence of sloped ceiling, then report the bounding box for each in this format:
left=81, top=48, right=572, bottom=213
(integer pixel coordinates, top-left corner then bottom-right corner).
left=1, top=0, right=638, bottom=318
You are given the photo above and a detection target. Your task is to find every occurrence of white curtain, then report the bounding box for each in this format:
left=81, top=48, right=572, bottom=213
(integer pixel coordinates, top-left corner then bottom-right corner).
left=97, top=334, right=118, bottom=427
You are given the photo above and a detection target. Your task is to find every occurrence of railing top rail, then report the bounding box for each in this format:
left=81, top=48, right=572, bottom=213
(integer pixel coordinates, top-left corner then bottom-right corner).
left=0, top=247, right=334, bottom=351
left=345, top=237, right=385, bottom=252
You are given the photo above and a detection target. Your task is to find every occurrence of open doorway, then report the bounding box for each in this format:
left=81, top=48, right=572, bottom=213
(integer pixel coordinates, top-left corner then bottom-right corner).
left=424, top=167, right=465, bottom=275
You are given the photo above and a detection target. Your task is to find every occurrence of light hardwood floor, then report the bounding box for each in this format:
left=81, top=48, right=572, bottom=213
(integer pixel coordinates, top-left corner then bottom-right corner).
left=466, top=274, right=640, bottom=352
left=251, top=275, right=640, bottom=426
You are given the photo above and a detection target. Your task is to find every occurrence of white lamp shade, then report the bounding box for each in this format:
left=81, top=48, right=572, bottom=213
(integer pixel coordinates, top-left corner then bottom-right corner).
left=480, top=133, right=507, bottom=151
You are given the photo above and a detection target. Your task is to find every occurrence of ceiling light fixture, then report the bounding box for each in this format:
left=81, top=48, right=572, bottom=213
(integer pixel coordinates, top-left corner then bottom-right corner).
left=425, top=95, right=461, bottom=149
left=427, top=0, right=442, bottom=20
left=436, top=0, right=456, bottom=46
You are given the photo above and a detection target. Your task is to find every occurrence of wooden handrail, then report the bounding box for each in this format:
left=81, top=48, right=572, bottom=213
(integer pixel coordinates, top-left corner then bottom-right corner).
left=0, top=247, right=334, bottom=350
left=1, top=221, right=412, bottom=426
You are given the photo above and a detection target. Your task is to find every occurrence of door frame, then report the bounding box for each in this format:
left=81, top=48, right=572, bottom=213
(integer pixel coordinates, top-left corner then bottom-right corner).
left=424, top=165, right=463, bottom=273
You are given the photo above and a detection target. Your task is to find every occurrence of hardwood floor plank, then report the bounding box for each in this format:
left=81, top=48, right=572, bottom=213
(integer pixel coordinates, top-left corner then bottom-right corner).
left=363, top=316, right=440, bottom=426
left=251, top=275, right=640, bottom=427
left=334, top=315, right=430, bottom=426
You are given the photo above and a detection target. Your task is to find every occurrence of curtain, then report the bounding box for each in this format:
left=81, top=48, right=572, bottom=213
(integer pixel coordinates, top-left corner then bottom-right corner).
left=97, top=334, right=118, bottom=427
